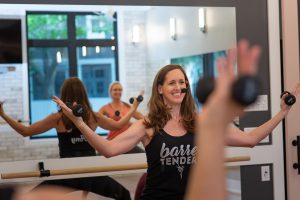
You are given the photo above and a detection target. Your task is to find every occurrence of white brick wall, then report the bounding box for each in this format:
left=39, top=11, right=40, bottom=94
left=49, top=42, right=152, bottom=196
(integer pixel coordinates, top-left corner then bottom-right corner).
left=122, top=11, right=149, bottom=114
left=0, top=65, right=59, bottom=162
left=0, top=65, right=23, bottom=121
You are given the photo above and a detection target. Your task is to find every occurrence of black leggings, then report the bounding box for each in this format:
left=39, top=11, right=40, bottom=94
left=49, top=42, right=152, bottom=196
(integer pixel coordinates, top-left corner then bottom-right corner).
left=34, top=176, right=131, bottom=200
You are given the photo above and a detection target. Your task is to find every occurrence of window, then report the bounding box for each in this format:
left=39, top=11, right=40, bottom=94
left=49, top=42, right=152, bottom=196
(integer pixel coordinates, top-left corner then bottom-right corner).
left=27, top=11, right=118, bottom=139
left=77, top=46, right=116, bottom=98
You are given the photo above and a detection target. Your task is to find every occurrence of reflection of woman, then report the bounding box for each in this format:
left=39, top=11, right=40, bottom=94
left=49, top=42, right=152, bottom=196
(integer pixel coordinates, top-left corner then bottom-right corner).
left=99, top=81, right=144, bottom=140
left=0, top=77, right=141, bottom=200
left=54, top=41, right=299, bottom=200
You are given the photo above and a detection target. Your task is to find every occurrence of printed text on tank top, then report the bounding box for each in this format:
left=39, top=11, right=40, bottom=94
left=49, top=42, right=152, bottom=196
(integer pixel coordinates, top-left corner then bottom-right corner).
left=159, top=130, right=197, bottom=179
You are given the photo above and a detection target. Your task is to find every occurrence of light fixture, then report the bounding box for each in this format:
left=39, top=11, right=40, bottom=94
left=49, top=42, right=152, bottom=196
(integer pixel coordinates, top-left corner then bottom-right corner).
left=169, top=17, right=177, bottom=40
left=132, top=25, right=140, bottom=44
left=95, top=46, right=101, bottom=53
left=198, top=8, right=207, bottom=33
left=56, top=51, right=62, bottom=63
left=82, top=46, right=87, bottom=57
left=111, top=46, right=115, bottom=51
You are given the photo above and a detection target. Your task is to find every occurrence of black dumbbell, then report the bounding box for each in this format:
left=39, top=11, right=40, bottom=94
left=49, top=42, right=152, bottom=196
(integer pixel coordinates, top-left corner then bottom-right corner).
left=65, top=102, right=84, bottom=117
left=195, top=76, right=215, bottom=104
left=281, top=91, right=296, bottom=106
left=196, top=75, right=260, bottom=106
left=115, top=110, right=120, bottom=117
left=129, top=95, right=143, bottom=104
left=72, top=104, right=84, bottom=117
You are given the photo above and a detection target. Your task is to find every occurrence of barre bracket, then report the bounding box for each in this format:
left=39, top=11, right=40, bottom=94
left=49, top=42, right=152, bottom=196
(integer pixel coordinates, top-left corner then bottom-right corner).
left=38, top=162, right=50, bottom=177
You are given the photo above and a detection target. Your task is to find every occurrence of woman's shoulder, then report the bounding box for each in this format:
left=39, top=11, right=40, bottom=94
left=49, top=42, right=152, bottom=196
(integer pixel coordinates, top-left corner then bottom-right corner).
left=99, top=103, right=111, bottom=110
left=48, top=112, right=62, bottom=120
left=122, top=101, right=131, bottom=108
left=46, top=112, right=63, bottom=128
left=98, top=104, right=111, bottom=115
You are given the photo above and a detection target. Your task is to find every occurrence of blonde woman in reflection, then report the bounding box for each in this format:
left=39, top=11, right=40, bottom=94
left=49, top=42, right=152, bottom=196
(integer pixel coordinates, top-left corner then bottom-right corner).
left=99, top=81, right=144, bottom=153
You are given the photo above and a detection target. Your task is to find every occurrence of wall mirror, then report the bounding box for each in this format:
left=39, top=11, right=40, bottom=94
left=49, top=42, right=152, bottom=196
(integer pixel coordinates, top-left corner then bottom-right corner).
left=0, top=3, right=236, bottom=163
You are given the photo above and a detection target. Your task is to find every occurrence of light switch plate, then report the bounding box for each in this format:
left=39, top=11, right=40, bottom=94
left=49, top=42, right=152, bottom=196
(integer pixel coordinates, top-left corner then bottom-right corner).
left=261, top=165, right=270, bottom=182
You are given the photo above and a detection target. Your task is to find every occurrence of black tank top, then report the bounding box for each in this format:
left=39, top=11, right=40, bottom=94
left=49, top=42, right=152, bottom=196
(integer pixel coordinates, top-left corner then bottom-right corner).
left=57, top=129, right=96, bottom=158
left=140, top=129, right=196, bottom=200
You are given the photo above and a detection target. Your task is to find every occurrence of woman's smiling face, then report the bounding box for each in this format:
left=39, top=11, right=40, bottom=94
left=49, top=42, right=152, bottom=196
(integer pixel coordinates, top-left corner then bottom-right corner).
left=158, top=69, right=187, bottom=106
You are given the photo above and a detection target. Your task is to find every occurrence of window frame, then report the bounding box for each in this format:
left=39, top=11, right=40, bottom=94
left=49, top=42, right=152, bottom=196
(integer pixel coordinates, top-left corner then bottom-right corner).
left=26, top=11, right=119, bottom=139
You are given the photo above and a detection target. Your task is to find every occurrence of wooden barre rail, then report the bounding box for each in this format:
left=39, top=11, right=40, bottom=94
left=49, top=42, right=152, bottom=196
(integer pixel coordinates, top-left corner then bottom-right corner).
left=1, top=156, right=250, bottom=179
left=224, top=155, right=250, bottom=163
left=1, top=163, right=148, bottom=179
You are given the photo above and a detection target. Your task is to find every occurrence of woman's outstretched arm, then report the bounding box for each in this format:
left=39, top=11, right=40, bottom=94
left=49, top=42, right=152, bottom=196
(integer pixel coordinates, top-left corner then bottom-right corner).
left=53, top=96, right=146, bottom=157
left=0, top=102, right=58, bottom=136
left=226, top=83, right=300, bottom=147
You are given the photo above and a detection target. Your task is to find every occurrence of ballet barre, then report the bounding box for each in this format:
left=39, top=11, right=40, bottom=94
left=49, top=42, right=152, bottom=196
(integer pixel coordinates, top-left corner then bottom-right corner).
left=224, top=155, right=250, bottom=162
left=1, top=156, right=250, bottom=179
left=1, top=163, right=148, bottom=179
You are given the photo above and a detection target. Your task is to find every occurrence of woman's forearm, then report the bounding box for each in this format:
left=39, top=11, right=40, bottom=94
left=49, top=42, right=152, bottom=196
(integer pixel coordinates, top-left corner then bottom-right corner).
left=248, top=110, right=286, bottom=145
left=97, top=106, right=138, bottom=130
left=186, top=126, right=226, bottom=200
left=75, top=120, right=115, bottom=157
left=115, top=107, right=137, bottom=128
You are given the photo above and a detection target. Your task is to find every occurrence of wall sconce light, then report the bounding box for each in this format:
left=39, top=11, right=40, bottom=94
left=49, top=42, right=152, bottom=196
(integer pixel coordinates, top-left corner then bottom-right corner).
left=95, top=46, right=101, bottom=53
left=169, top=17, right=177, bottom=40
left=198, top=8, right=207, bottom=33
left=56, top=51, right=62, bottom=63
left=82, top=46, right=87, bottom=57
left=132, top=25, right=140, bottom=44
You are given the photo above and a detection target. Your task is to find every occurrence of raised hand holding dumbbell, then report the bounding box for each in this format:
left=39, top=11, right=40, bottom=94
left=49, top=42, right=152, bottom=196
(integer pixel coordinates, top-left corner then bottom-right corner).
left=129, top=95, right=143, bottom=104
left=129, top=90, right=144, bottom=104
left=65, top=102, right=84, bottom=117
left=196, top=75, right=260, bottom=106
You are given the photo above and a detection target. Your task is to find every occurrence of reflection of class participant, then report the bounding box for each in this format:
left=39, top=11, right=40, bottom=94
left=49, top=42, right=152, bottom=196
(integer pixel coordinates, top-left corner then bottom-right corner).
left=0, top=77, right=141, bottom=200
left=53, top=41, right=299, bottom=200
left=99, top=81, right=144, bottom=140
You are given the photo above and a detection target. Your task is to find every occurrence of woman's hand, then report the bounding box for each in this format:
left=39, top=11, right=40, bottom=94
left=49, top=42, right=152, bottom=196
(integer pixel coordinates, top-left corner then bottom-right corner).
left=52, top=96, right=83, bottom=123
left=131, top=90, right=144, bottom=110
left=199, top=40, right=261, bottom=129
left=280, top=83, right=300, bottom=115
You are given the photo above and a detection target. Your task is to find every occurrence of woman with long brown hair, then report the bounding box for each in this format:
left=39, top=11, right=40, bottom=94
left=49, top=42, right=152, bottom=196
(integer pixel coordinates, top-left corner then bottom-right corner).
left=54, top=41, right=299, bottom=200
left=0, top=77, right=141, bottom=200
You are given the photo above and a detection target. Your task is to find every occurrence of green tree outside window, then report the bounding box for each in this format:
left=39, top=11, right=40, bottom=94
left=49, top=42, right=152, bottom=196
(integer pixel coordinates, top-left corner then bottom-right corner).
left=27, top=14, right=68, bottom=39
